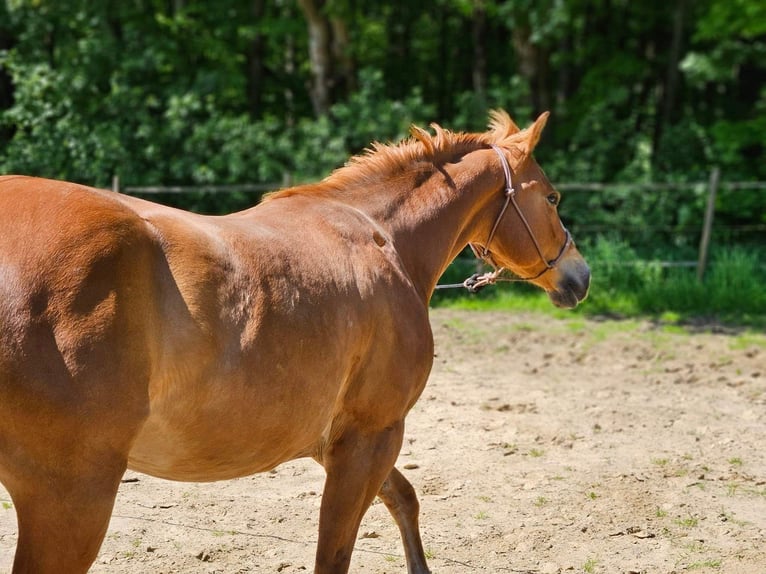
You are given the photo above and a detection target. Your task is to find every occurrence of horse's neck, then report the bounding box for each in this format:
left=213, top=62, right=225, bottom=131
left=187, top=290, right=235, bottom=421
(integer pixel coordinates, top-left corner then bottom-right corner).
left=343, top=158, right=495, bottom=299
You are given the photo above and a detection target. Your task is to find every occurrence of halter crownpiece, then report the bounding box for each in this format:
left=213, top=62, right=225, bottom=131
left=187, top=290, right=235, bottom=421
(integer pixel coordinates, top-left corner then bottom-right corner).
left=437, top=144, right=572, bottom=292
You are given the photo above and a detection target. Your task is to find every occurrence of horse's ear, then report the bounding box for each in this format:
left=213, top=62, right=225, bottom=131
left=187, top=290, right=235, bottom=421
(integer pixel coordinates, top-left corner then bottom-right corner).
left=520, top=111, right=550, bottom=155
left=488, top=109, right=520, bottom=138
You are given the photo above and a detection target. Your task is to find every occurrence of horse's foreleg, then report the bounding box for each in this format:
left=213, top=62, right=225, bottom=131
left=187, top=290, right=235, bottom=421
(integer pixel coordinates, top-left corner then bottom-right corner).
left=314, top=420, right=404, bottom=574
left=378, top=467, right=431, bottom=574
left=6, top=453, right=127, bottom=574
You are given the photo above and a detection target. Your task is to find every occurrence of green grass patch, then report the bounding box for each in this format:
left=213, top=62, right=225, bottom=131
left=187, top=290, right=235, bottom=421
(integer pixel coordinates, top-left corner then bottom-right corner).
left=434, top=242, right=766, bottom=329
left=729, top=333, right=766, bottom=350
left=583, top=557, right=599, bottom=573
left=675, top=516, right=700, bottom=528
left=685, top=559, right=721, bottom=570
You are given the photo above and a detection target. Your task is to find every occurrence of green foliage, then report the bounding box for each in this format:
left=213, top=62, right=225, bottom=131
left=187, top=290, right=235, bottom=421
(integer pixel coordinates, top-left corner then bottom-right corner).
left=286, top=68, right=436, bottom=180
left=2, top=0, right=764, bottom=190
left=327, top=68, right=435, bottom=155
left=635, top=249, right=766, bottom=319
left=583, top=240, right=766, bottom=319
left=0, top=56, right=126, bottom=185
left=695, top=0, right=766, bottom=40
left=557, top=182, right=711, bottom=264
left=0, top=0, right=764, bottom=321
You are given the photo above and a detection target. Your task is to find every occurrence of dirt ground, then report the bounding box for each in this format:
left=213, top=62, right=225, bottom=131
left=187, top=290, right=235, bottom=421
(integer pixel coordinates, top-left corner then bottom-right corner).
left=1, top=308, right=764, bottom=574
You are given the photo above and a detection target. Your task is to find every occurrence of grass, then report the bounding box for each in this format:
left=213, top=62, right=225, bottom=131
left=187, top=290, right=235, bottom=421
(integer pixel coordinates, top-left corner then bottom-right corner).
left=583, top=557, right=599, bottom=573
left=434, top=244, right=766, bottom=329
left=685, top=559, right=721, bottom=570
left=675, top=516, right=699, bottom=528
left=729, top=333, right=766, bottom=350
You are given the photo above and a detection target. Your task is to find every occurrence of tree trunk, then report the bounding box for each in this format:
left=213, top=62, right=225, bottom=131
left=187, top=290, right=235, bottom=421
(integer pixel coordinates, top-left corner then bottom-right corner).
left=385, top=3, right=411, bottom=100
left=654, top=0, right=687, bottom=158
left=246, top=0, right=266, bottom=118
left=331, top=15, right=356, bottom=94
left=511, top=25, right=551, bottom=115
left=0, top=21, right=15, bottom=144
left=472, top=0, right=487, bottom=106
left=555, top=32, right=572, bottom=112
left=297, top=0, right=333, bottom=116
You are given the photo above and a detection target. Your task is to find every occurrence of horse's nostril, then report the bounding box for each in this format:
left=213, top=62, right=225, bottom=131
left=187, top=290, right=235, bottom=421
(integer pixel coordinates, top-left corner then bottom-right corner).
left=553, top=262, right=590, bottom=306
left=575, top=267, right=591, bottom=300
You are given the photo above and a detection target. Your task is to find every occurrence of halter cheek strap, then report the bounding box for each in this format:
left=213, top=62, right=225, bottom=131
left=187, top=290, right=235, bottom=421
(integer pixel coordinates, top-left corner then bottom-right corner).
left=472, top=145, right=571, bottom=279
left=437, top=145, right=572, bottom=292
left=471, top=146, right=514, bottom=262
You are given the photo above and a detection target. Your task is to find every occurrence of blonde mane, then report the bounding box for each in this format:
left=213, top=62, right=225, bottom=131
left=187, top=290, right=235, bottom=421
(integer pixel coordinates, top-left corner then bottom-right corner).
left=265, top=110, right=536, bottom=200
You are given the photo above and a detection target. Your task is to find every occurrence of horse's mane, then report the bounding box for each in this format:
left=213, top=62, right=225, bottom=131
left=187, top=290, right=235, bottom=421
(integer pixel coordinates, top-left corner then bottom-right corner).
left=265, top=110, right=535, bottom=201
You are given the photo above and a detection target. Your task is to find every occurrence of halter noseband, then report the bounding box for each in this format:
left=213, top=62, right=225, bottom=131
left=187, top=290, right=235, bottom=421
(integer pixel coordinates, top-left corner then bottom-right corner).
left=437, top=145, right=571, bottom=292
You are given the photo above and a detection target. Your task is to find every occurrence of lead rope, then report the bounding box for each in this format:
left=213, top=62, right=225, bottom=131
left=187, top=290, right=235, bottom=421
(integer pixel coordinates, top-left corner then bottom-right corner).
left=434, top=270, right=503, bottom=293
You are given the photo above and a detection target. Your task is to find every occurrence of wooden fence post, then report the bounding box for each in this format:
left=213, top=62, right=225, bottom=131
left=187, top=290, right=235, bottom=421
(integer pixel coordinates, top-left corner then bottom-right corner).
left=696, top=167, right=720, bottom=281
left=112, top=174, right=120, bottom=193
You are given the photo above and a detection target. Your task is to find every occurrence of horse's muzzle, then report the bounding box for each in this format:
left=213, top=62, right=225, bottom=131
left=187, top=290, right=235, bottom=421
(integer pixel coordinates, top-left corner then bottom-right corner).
left=548, top=258, right=590, bottom=309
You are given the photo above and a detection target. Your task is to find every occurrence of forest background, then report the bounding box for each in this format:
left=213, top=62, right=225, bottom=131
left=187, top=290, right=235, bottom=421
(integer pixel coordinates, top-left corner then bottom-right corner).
left=0, top=0, right=764, bottom=319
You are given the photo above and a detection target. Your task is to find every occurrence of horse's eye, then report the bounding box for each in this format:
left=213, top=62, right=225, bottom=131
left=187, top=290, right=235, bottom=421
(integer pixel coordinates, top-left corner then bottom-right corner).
left=547, top=193, right=560, bottom=206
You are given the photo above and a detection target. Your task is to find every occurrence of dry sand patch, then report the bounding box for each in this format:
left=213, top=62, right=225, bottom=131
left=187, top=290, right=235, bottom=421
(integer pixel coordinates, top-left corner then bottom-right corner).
left=1, top=309, right=764, bottom=573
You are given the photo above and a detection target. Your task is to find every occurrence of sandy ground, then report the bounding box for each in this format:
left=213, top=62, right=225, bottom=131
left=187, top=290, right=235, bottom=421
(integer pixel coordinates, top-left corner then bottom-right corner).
left=1, top=308, right=764, bottom=574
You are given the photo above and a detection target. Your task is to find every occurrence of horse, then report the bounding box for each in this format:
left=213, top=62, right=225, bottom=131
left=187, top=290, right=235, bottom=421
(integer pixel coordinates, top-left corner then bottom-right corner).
left=0, top=110, right=589, bottom=573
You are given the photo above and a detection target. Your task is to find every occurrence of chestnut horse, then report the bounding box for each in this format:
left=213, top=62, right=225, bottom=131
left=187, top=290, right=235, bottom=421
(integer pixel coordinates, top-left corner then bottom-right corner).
left=0, top=111, right=589, bottom=573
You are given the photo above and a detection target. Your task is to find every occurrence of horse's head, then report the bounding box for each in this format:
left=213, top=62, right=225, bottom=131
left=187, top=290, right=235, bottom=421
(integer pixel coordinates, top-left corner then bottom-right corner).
left=470, top=111, right=590, bottom=308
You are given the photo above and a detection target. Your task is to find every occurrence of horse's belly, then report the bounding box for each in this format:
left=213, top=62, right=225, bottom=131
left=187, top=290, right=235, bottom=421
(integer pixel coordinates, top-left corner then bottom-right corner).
left=126, top=391, right=330, bottom=482
left=127, top=422, right=318, bottom=482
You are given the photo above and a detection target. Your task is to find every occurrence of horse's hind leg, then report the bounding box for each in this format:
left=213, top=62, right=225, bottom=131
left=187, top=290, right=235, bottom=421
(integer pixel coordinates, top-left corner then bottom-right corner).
left=378, top=467, right=431, bottom=574
left=5, top=452, right=127, bottom=574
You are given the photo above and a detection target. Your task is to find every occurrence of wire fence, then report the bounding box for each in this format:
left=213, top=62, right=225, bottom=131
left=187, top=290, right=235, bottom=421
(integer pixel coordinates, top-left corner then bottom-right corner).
left=112, top=170, right=766, bottom=279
